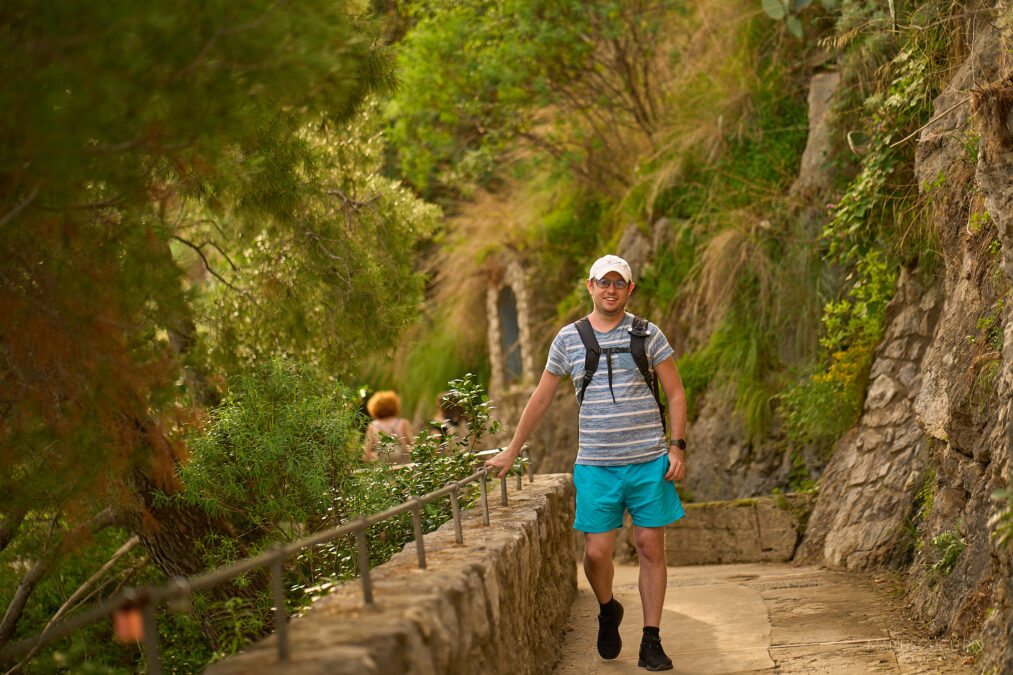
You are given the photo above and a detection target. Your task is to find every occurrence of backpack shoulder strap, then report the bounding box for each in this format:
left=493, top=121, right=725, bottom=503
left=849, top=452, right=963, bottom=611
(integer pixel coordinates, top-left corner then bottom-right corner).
left=574, top=317, right=600, bottom=406
left=629, top=316, right=667, bottom=435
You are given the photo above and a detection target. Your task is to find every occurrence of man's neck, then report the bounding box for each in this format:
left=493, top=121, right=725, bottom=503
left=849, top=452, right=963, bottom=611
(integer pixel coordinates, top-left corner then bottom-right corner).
left=588, top=309, right=626, bottom=333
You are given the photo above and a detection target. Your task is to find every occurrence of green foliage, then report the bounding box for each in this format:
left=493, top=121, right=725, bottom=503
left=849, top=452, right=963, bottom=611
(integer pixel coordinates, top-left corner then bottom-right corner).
left=774, top=1, right=961, bottom=454
left=689, top=315, right=782, bottom=441
left=781, top=249, right=896, bottom=449
left=388, top=0, right=670, bottom=197
left=0, top=0, right=432, bottom=563
left=675, top=349, right=716, bottom=422
left=635, top=226, right=699, bottom=319
left=823, top=48, right=931, bottom=263
left=900, top=467, right=935, bottom=560
left=968, top=288, right=1007, bottom=410
left=761, top=0, right=838, bottom=39
left=0, top=527, right=150, bottom=673
left=290, top=373, right=500, bottom=601
left=625, top=27, right=816, bottom=438
left=930, top=524, right=966, bottom=577
left=989, top=488, right=1013, bottom=551
left=163, top=371, right=497, bottom=670
left=195, top=102, right=441, bottom=376
left=173, top=359, right=363, bottom=540
left=787, top=451, right=818, bottom=493
left=386, top=322, right=492, bottom=421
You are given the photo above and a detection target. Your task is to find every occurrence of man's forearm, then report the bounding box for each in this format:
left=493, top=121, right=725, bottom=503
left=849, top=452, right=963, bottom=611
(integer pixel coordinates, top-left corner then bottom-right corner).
left=668, top=391, right=687, bottom=443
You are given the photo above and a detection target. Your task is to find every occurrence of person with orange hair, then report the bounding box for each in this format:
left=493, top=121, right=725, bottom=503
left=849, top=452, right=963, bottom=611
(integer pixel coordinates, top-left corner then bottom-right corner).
left=362, top=390, right=413, bottom=465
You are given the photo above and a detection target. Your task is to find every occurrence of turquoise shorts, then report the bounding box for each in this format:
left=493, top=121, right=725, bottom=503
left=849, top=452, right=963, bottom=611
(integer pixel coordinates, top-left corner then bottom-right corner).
left=573, top=454, right=685, bottom=533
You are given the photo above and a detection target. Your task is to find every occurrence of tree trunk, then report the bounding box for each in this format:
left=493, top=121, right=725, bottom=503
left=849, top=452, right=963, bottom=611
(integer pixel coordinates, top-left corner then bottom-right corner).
left=0, top=508, right=117, bottom=649
left=0, top=507, right=27, bottom=555
left=0, top=558, right=50, bottom=649
left=123, top=470, right=266, bottom=649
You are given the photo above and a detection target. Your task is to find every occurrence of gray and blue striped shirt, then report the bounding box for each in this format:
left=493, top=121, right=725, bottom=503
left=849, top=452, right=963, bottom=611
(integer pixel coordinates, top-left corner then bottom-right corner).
left=546, top=312, right=674, bottom=466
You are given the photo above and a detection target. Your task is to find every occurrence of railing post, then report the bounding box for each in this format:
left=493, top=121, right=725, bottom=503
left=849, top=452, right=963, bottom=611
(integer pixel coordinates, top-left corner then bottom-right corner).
left=450, top=482, right=463, bottom=544
left=411, top=500, right=426, bottom=569
left=139, top=592, right=162, bottom=675
left=168, top=577, right=192, bottom=614
left=479, top=469, right=490, bottom=525
left=356, top=519, right=374, bottom=605
left=527, top=447, right=534, bottom=484
left=270, top=544, right=289, bottom=662
left=500, top=475, right=508, bottom=507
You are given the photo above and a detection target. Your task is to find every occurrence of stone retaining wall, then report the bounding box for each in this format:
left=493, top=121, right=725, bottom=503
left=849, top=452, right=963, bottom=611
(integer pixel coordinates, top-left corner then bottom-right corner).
left=615, top=493, right=817, bottom=566
left=208, top=474, right=576, bottom=675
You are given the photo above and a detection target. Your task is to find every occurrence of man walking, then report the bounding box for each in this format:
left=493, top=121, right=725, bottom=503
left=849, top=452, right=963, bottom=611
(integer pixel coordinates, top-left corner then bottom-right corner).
left=485, top=254, right=687, bottom=671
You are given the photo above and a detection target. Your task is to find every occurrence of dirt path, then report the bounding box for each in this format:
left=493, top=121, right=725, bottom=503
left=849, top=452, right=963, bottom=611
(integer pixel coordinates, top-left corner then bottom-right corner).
left=553, top=563, right=975, bottom=674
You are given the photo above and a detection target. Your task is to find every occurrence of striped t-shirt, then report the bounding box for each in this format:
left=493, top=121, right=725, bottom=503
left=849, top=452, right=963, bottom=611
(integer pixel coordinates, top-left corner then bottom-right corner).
left=546, top=312, right=674, bottom=466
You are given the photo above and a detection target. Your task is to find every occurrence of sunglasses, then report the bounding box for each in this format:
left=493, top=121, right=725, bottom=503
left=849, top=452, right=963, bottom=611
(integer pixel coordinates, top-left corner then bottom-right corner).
left=593, top=278, right=628, bottom=290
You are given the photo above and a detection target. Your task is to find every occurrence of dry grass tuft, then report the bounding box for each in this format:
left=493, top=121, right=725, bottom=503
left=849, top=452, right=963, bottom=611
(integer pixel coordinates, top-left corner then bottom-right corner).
left=628, top=0, right=763, bottom=220
left=694, top=216, right=775, bottom=331
left=971, top=74, right=1013, bottom=160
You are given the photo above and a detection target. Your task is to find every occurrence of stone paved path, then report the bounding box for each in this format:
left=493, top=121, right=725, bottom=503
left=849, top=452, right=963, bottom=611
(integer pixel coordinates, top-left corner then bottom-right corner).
left=553, top=563, right=975, bottom=674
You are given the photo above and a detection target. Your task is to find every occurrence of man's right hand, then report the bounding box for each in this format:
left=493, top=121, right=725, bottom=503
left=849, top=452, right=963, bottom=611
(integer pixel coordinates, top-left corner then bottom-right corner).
left=484, top=448, right=519, bottom=478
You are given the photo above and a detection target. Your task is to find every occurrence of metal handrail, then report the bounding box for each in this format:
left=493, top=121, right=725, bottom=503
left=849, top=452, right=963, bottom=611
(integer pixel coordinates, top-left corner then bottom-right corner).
left=0, top=446, right=533, bottom=673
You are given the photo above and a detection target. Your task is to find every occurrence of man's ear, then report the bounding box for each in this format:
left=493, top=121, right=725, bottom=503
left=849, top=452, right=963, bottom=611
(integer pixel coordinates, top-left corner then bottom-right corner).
left=585, top=279, right=594, bottom=293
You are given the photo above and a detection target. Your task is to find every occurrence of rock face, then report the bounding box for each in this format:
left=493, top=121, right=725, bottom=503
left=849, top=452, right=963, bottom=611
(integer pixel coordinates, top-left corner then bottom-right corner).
left=207, top=475, right=577, bottom=675
left=796, top=269, right=943, bottom=568
left=791, top=70, right=842, bottom=197
left=684, top=395, right=826, bottom=502
left=799, top=15, right=1013, bottom=672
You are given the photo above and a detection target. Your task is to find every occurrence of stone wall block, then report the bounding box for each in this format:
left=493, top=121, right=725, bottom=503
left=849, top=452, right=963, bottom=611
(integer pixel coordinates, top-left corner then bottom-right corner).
left=868, top=357, right=898, bottom=381
left=615, top=494, right=815, bottom=566
left=791, top=70, right=841, bottom=196
left=865, top=374, right=901, bottom=410
left=882, top=338, right=908, bottom=360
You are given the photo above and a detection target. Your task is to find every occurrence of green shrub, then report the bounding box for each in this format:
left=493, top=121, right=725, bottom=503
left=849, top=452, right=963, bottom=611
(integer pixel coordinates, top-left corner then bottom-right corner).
left=174, top=358, right=364, bottom=540
left=930, top=524, right=966, bottom=577
left=780, top=249, right=896, bottom=450
left=990, top=488, right=1013, bottom=551
left=152, top=365, right=500, bottom=670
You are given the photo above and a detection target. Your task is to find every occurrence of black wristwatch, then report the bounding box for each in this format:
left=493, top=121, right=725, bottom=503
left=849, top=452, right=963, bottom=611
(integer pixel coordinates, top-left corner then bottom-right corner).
left=670, top=439, right=686, bottom=450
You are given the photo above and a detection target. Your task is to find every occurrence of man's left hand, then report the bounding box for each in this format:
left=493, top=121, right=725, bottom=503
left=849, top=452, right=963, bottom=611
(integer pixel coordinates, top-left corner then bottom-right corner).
left=664, top=446, right=686, bottom=481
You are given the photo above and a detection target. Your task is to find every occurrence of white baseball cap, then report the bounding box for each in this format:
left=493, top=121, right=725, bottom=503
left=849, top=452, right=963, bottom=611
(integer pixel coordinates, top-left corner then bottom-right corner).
left=588, top=254, right=633, bottom=283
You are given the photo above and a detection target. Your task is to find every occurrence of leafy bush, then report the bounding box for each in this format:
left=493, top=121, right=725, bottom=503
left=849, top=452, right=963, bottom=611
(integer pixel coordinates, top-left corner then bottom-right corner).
left=161, top=366, right=500, bottom=669
left=174, top=358, right=364, bottom=541
left=781, top=250, right=896, bottom=449
left=990, top=488, right=1013, bottom=551
left=930, top=525, right=966, bottom=577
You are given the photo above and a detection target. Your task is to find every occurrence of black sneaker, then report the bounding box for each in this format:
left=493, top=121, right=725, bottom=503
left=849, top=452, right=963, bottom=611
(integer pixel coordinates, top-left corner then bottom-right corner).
left=638, top=635, right=673, bottom=671
left=596, top=600, right=623, bottom=659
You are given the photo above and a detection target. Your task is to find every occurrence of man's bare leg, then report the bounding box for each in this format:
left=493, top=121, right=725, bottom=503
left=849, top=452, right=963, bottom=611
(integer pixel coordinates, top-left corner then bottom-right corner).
left=585, top=529, right=625, bottom=659
left=633, top=525, right=673, bottom=670
left=634, top=525, right=667, bottom=627
left=583, top=530, right=617, bottom=603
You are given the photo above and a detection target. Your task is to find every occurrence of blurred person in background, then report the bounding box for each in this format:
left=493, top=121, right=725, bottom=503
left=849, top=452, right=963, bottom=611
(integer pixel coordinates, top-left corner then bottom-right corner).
left=362, top=390, right=413, bottom=465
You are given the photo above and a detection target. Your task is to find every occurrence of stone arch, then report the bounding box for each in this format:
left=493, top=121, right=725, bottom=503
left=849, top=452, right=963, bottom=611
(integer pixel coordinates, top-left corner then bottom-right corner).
left=487, top=259, right=536, bottom=397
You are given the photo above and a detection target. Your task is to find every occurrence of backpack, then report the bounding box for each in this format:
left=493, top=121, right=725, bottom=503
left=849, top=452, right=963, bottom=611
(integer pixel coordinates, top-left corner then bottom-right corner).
left=574, top=315, right=667, bottom=436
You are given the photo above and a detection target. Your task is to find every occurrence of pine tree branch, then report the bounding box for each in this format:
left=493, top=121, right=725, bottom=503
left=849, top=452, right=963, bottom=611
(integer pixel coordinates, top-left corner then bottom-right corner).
left=0, top=184, right=40, bottom=229
left=8, top=537, right=140, bottom=672
left=171, top=235, right=249, bottom=297
left=0, top=508, right=119, bottom=650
